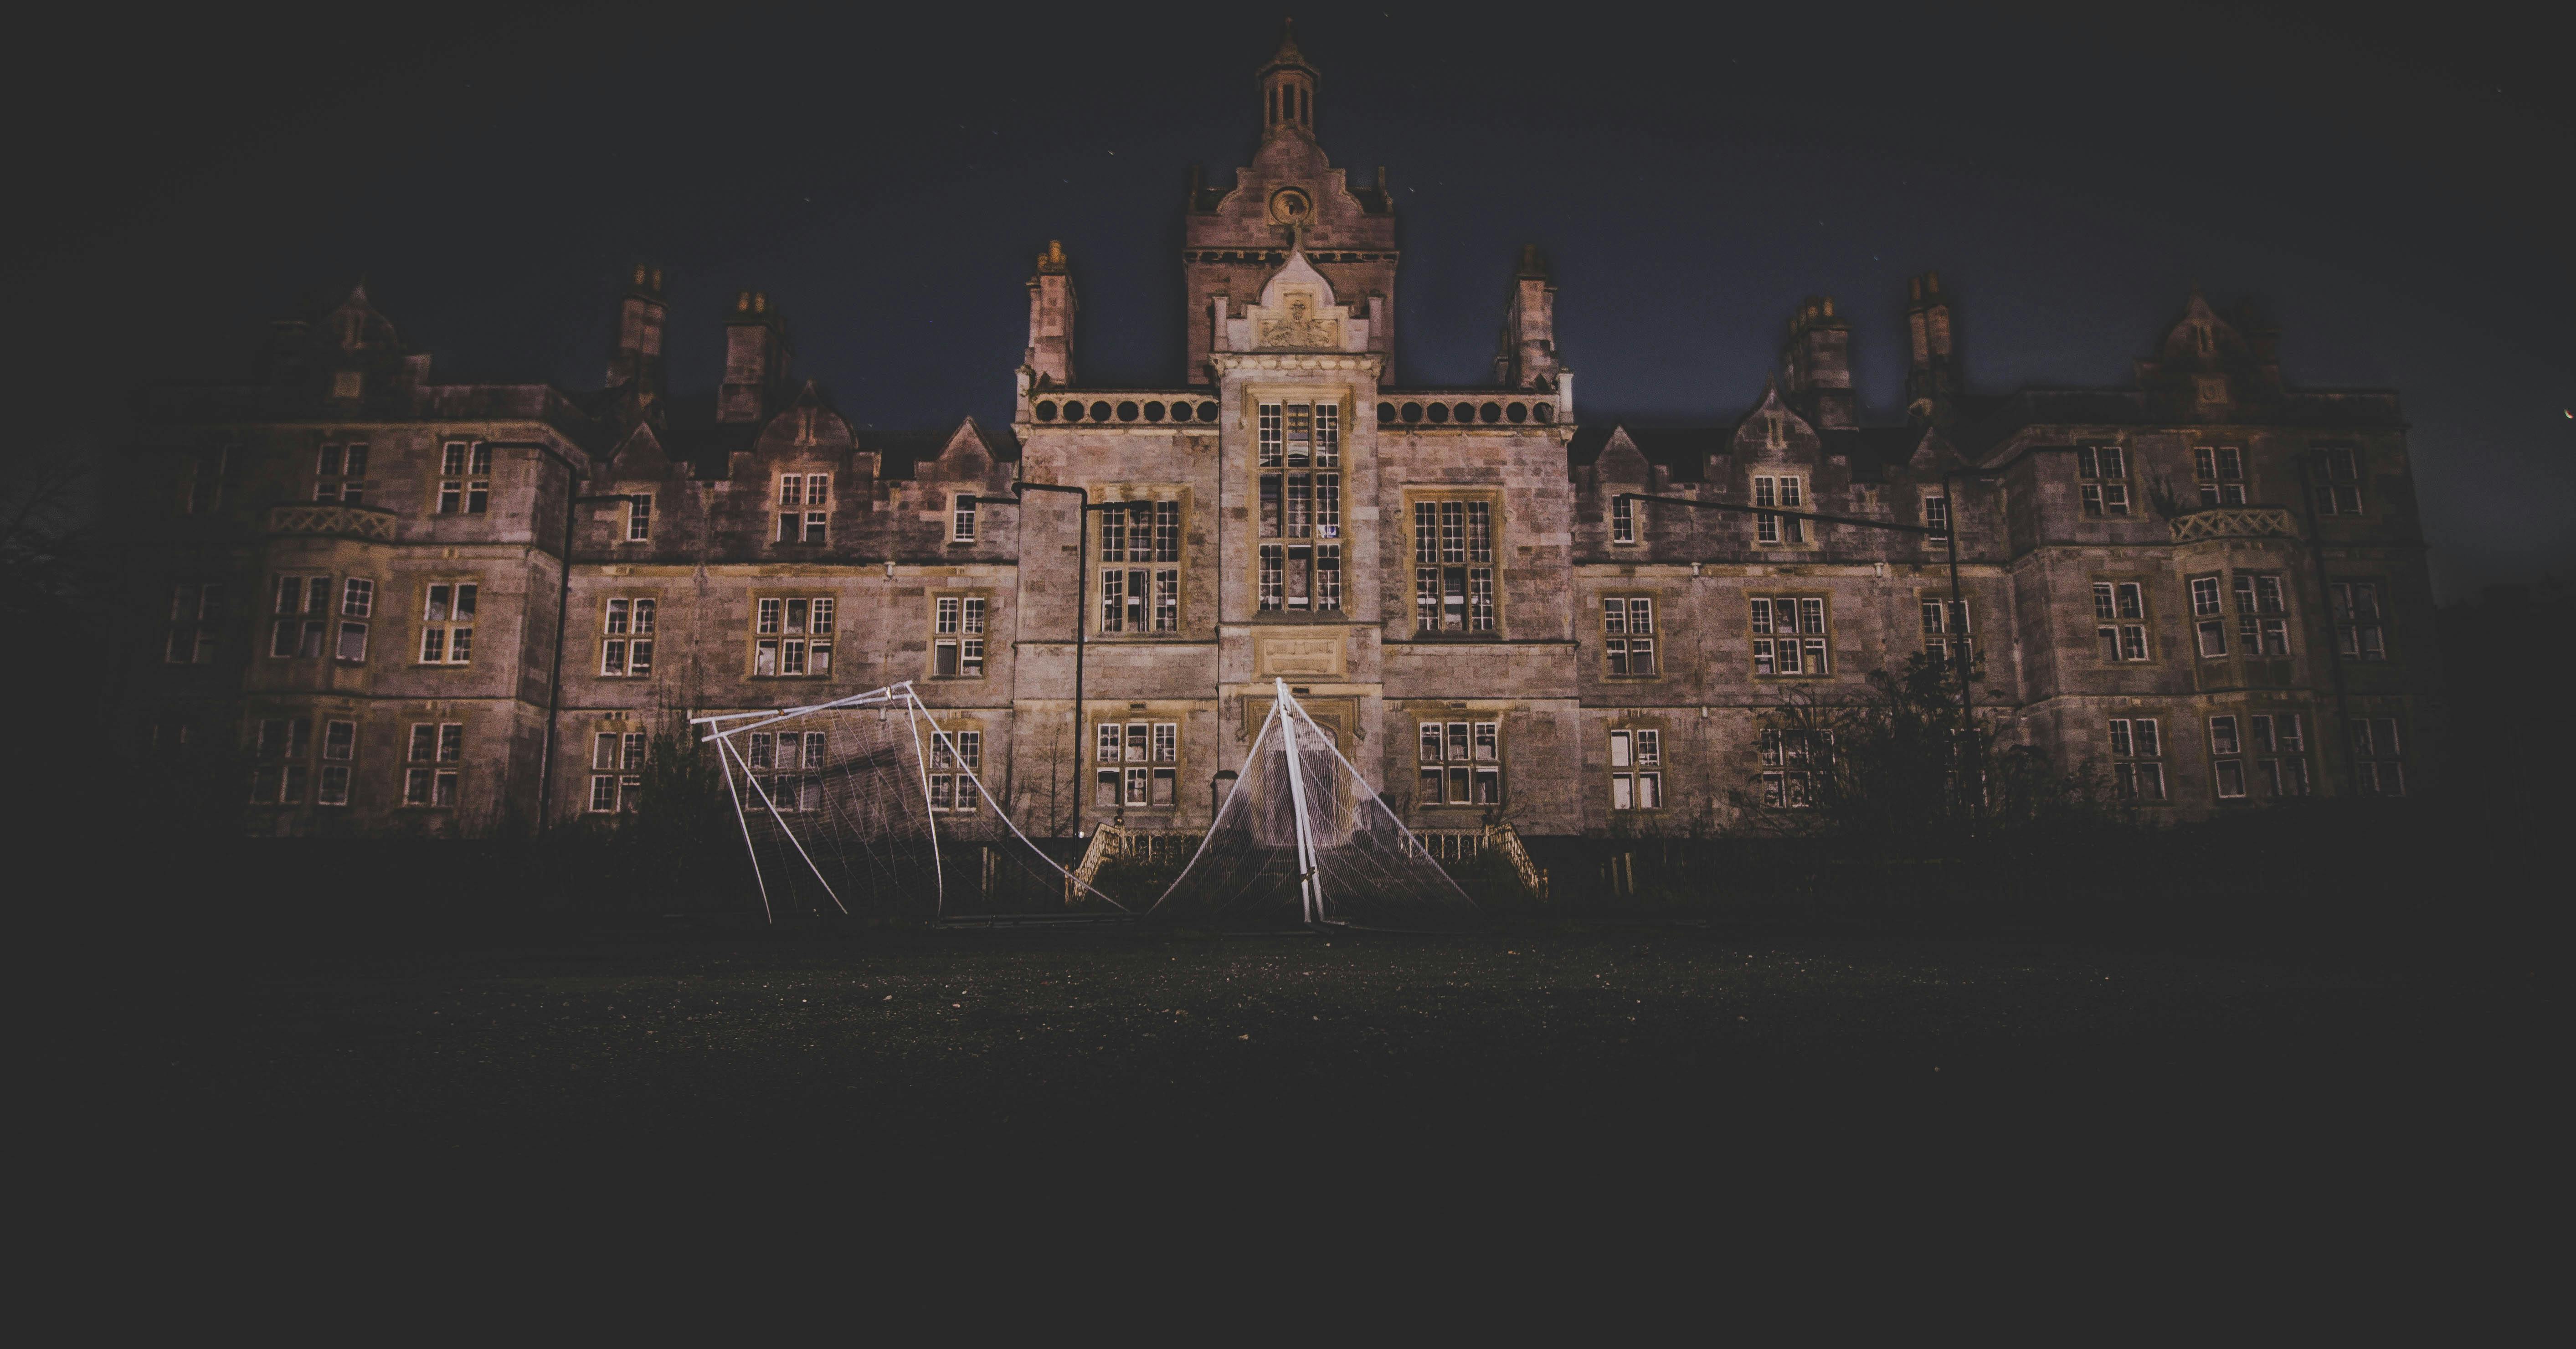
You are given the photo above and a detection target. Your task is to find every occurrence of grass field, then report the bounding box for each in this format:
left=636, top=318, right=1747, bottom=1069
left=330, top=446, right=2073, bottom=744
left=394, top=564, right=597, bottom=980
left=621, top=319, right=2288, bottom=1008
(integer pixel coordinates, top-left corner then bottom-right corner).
left=142, top=918, right=2544, bottom=1161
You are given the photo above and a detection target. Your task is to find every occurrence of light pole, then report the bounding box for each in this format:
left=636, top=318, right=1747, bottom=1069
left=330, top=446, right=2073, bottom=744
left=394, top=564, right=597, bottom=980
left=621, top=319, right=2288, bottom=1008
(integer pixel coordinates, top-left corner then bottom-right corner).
left=972, top=483, right=1121, bottom=834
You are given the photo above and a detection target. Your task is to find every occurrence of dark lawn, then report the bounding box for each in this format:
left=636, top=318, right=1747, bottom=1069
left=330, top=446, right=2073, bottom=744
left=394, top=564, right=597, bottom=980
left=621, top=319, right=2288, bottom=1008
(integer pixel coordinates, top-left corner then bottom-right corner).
left=140, top=921, right=2545, bottom=1163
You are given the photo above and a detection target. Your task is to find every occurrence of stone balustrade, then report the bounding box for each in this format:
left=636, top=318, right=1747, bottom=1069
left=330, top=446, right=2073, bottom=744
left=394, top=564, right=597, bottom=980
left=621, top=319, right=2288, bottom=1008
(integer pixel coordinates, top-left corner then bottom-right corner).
left=2170, top=505, right=2298, bottom=543
left=267, top=502, right=399, bottom=542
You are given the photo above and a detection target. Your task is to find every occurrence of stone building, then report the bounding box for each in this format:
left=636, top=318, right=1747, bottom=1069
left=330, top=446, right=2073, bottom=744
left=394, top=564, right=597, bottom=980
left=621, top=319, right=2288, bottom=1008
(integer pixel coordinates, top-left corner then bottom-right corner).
left=120, top=25, right=2437, bottom=841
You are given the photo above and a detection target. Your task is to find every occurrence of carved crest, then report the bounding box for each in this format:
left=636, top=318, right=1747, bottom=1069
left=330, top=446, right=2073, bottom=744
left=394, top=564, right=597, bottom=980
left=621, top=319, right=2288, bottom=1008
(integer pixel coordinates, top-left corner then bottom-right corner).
left=1260, top=293, right=1338, bottom=349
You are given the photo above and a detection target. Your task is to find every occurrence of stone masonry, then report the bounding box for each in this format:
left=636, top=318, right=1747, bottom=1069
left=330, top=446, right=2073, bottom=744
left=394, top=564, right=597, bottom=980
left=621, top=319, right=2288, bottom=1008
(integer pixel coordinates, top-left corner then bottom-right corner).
left=120, top=23, right=2439, bottom=841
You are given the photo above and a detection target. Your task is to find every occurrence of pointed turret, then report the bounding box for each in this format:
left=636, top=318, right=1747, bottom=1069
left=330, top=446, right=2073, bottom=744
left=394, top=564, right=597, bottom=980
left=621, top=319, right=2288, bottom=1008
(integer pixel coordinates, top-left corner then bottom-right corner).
left=1258, top=19, right=1319, bottom=138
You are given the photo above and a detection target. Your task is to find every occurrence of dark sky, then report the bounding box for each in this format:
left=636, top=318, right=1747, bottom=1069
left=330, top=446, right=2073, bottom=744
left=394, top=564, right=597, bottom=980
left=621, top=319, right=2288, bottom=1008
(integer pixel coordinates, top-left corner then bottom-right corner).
left=11, top=0, right=2567, bottom=598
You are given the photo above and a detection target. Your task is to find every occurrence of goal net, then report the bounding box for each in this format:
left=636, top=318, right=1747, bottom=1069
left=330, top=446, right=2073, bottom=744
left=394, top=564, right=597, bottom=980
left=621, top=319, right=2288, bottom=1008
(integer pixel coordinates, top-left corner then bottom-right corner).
left=1149, top=680, right=1480, bottom=932
left=696, top=684, right=1117, bottom=923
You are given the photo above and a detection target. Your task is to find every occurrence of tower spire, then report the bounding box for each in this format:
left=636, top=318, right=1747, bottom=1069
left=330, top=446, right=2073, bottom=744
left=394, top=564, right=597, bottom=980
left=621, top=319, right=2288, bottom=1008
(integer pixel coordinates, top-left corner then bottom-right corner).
left=1258, top=18, right=1318, bottom=137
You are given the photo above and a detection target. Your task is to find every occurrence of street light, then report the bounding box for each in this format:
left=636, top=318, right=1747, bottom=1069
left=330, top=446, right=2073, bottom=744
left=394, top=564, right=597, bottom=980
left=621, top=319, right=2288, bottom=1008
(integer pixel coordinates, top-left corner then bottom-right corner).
left=970, top=483, right=1125, bottom=833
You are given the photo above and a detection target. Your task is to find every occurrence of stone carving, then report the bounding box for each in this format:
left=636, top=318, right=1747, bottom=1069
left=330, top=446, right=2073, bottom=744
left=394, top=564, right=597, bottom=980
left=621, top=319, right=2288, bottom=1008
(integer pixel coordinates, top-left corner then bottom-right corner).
left=1260, top=294, right=1338, bottom=350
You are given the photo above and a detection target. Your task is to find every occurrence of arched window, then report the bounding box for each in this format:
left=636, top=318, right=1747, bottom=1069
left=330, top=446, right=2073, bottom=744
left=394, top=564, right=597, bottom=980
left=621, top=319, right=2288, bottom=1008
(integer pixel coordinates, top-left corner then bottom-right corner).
left=1268, top=88, right=1278, bottom=124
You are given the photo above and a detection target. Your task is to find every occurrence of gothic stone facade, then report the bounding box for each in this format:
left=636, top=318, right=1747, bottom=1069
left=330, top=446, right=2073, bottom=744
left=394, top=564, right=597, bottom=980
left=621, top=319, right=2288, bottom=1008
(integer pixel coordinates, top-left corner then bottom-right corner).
left=120, top=28, right=2437, bottom=839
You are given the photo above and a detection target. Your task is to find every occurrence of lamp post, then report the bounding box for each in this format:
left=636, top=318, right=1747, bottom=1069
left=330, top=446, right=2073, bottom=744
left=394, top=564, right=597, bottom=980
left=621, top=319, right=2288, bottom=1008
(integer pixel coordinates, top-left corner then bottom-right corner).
left=1616, top=478, right=1992, bottom=825
left=972, top=483, right=1121, bottom=833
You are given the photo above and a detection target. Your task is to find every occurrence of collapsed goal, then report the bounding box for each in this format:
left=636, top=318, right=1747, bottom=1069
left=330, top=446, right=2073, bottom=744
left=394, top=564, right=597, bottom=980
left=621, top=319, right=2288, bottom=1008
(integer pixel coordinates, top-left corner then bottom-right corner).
left=1147, top=680, right=1480, bottom=933
left=694, top=683, right=1117, bottom=923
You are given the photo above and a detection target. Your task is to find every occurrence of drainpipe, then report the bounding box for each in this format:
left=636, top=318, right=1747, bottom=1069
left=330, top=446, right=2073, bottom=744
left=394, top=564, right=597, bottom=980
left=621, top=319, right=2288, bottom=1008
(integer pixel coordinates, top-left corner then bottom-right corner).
left=2296, top=455, right=2360, bottom=797
left=477, top=439, right=640, bottom=832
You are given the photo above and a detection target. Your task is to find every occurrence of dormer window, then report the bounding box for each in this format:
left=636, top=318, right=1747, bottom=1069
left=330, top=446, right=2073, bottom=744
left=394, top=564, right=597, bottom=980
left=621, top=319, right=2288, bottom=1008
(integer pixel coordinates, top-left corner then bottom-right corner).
left=777, top=473, right=830, bottom=543
left=1753, top=476, right=1805, bottom=545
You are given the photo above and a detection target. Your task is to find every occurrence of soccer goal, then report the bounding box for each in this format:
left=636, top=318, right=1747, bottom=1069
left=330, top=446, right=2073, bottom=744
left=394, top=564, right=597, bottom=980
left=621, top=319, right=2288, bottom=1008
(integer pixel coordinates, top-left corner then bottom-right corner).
left=694, top=683, right=1119, bottom=924
left=1148, top=680, right=1480, bottom=933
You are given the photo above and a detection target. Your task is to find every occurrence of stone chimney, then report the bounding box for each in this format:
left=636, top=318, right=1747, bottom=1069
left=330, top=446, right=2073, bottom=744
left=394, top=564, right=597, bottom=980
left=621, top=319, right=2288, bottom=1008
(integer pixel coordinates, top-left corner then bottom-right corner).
left=1905, top=271, right=1962, bottom=428
left=1496, top=245, right=1560, bottom=390
left=1023, top=240, right=1078, bottom=387
left=717, top=289, right=790, bottom=425
left=1782, top=294, right=1855, bottom=430
left=606, top=264, right=668, bottom=400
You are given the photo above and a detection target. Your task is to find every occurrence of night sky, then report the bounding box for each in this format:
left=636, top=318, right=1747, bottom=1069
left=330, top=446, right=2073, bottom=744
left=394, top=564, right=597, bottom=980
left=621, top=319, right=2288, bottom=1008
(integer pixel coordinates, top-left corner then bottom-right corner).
left=13, top=1, right=2567, bottom=597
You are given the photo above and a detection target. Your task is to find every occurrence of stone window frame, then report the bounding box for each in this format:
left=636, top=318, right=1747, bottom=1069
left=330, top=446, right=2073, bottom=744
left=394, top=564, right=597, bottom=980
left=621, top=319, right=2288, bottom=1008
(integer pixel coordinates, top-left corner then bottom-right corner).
left=2106, top=716, right=2167, bottom=803
left=774, top=471, right=833, bottom=545
left=314, top=439, right=370, bottom=505
left=1599, top=592, right=1663, bottom=680
left=588, top=724, right=646, bottom=813
left=1750, top=474, right=1812, bottom=546
left=1092, top=716, right=1182, bottom=811
left=927, top=718, right=985, bottom=813
left=599, top=593, right=658, bottom=678
left=1404, top=488, right=1504, bottom=638
left=247, top=713, right=315, bottom=806
left=1414, top=714, right=1504, bottom=810
left=401, top=720, right=466, bottom=809
left=2193, top=445, right=2248, bottom=507
left=1608, top=720, right=1666, bottom=812
left=1250, top=392, right=1348, bottom=618
left=416, top=577, right=480, bottom=666
left=1096, top=492, right=1189, bottom=637
left=434, top=440, right=494, bottom=517
left=930, top=590, right=990, bottom=680
left=268, top=572, right=334, bottom=660
left=2350, top=715, right=2408, bottom=796
left=2315, top=446, right=2366, bottom=516
left=166, top=581, right=226, bottom=665
left=2329, top=578, right=2389, bottom=661
left=2076, top=444, right=2132, bottom=518
left=1748, top=591, right=1832, bottom=679
left=2090, top=575, right=2155, bottom=664
left=1918, top=591, right=1971, bottom=669
left=2232, top=571, right=2292, bottom=658
left=749, top=589, right=837, bottom=679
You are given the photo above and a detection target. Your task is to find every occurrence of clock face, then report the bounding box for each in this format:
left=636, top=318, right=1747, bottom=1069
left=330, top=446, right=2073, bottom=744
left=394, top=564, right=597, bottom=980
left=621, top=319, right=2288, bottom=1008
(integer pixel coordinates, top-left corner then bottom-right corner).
left=1268, top=186, right=1313, bottom=226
